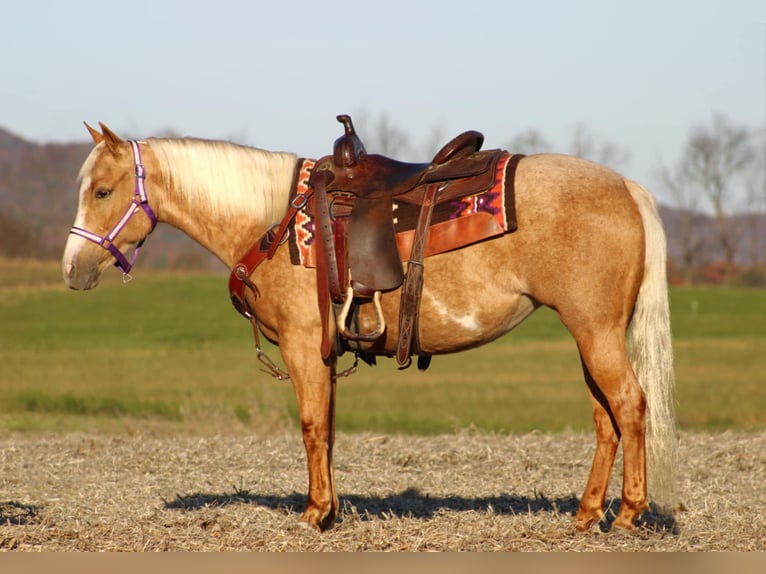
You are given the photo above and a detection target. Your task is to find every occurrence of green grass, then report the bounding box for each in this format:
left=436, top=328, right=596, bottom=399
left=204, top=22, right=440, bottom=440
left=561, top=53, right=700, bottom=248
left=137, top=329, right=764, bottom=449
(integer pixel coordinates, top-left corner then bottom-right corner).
left=1, top=258, right=764, bottom=434
left=14, top=390, right=182, bottom=420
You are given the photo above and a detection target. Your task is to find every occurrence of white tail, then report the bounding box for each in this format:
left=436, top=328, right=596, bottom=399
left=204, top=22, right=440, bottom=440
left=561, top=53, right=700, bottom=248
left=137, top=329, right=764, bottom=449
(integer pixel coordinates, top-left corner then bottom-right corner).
left=624, top=179, right=679, bottom=511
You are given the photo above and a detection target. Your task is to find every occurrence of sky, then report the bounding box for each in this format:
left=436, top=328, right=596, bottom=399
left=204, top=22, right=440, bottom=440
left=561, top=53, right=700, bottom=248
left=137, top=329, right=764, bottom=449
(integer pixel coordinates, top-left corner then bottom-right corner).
left=2, top=0, right=765, bottom=205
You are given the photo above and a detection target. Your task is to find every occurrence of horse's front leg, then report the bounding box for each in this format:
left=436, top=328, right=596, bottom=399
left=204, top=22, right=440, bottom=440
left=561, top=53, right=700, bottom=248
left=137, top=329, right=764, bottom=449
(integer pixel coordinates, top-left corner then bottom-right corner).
left=281, top=336, right=339, bottom=531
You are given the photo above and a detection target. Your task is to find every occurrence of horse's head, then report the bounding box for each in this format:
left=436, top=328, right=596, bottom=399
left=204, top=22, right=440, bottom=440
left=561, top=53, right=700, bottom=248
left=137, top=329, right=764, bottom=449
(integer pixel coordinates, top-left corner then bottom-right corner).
left=62, top=123, right=159, bottom=290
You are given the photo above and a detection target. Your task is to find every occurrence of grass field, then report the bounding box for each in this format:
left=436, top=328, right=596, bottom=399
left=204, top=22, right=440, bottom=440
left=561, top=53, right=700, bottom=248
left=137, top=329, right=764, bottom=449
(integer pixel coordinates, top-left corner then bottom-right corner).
left=0, top=258, right=764, bottom=434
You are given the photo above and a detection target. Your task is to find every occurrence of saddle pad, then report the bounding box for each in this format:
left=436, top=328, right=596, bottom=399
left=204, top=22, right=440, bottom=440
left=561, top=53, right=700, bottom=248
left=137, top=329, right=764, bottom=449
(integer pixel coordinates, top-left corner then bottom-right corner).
left=288, top=152, right=520, bottom=268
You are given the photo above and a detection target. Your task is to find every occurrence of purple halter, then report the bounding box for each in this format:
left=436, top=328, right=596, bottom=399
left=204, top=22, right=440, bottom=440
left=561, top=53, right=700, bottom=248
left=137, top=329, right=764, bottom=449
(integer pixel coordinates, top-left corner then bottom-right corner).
left=69, top=140, right=158, bottom=276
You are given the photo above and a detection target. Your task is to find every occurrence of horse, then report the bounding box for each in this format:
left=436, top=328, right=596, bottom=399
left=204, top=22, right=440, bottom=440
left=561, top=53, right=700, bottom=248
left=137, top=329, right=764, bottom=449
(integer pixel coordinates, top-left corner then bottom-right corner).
left=62, top=121, right=677, bottom=532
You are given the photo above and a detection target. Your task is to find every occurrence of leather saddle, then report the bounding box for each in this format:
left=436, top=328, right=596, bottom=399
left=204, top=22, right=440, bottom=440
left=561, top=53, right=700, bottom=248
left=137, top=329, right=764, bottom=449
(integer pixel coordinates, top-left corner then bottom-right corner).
left=310, top=115, right=503, bottom=298
left=308, top=115, right=506, bottom=367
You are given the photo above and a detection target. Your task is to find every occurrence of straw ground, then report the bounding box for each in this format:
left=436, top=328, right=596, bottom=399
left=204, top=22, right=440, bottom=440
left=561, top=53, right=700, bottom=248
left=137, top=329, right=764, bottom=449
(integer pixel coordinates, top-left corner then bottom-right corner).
left=1, top=429, right=763, bottom=551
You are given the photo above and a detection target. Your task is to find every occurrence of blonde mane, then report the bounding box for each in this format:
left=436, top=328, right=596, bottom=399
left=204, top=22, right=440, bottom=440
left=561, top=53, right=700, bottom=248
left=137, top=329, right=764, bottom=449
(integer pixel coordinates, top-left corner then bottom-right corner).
left=147, top=138, right=298, bottom=225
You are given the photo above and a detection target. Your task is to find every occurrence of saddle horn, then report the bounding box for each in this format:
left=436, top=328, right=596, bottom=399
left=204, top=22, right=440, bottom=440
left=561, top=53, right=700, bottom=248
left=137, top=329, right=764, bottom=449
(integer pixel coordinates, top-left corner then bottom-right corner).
left=333, top=114, right=366, bottom=168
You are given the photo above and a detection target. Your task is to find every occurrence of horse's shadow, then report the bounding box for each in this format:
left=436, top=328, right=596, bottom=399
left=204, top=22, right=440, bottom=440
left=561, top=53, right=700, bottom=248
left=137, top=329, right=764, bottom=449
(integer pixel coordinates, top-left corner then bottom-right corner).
left=163, top=487, right=678, bottom=533
left=0, top=501, right=42, bottom=526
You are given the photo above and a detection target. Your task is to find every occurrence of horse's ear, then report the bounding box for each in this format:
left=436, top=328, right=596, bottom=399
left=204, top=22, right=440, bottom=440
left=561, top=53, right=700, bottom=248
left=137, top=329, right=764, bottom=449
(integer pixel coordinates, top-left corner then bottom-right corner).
left=84, top=122, right=103, bottom=144
left=98, top=122, right=124, bottom=156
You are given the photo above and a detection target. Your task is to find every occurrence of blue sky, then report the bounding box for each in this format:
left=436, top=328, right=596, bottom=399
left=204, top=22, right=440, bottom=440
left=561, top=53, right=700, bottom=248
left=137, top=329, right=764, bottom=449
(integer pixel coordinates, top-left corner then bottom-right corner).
left=2, top=0, right=764, bottom=205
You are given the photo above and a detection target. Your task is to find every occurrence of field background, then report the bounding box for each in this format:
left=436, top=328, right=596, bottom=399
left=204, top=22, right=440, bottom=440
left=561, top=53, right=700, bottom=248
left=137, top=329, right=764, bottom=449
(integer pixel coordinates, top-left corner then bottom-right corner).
left=1, top=258, right=763, bottom=434
left=0, top=258, right=764, bottom=550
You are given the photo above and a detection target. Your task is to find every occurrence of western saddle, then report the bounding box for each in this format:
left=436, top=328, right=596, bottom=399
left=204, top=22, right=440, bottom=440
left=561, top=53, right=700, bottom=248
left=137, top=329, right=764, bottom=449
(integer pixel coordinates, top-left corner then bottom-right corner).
left=308, top=115, right=507, bottom=369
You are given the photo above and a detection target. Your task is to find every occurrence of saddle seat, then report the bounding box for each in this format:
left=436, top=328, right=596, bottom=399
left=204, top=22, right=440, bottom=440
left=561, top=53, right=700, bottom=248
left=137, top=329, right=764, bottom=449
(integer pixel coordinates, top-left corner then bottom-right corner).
left=320, top=115, right=485, bottom=200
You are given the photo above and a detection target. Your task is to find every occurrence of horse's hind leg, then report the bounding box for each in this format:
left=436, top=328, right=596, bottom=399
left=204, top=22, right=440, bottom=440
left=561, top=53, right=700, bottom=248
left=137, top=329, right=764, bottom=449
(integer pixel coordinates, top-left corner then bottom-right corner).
left=572, top=329, right=649, bottom=530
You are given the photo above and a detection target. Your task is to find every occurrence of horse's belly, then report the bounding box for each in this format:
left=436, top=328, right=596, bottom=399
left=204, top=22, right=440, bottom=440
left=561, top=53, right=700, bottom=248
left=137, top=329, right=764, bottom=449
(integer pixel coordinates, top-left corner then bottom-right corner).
left=355, top=243, right=537, bottom=356
left=414, top=285, right=537, bottom=354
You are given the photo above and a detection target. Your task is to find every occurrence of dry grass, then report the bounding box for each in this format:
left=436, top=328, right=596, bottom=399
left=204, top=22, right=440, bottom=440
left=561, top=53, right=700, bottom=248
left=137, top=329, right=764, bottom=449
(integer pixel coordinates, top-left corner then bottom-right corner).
left=0, top=429, right=763, bottom=551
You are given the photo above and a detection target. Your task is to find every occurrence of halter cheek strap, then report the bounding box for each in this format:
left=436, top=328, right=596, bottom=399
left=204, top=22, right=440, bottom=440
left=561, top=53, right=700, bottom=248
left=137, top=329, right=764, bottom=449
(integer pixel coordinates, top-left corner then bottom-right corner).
left=69, top=140, right=158, bottom=277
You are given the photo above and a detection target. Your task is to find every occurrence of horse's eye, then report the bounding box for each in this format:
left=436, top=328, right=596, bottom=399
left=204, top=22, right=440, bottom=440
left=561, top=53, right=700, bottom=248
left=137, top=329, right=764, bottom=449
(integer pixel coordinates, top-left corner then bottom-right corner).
left=94, top=189, right=112, bottom=199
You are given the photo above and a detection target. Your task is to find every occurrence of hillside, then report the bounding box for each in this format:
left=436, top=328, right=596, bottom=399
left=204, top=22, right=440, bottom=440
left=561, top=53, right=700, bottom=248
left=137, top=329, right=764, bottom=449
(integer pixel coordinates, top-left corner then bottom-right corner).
left=1, top=126, right=764, bottom=274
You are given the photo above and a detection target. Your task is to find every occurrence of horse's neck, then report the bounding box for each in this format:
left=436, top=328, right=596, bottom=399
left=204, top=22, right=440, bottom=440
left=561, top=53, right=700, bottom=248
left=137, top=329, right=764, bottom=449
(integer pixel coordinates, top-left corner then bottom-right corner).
left=150, top=144, right=297, bottom=268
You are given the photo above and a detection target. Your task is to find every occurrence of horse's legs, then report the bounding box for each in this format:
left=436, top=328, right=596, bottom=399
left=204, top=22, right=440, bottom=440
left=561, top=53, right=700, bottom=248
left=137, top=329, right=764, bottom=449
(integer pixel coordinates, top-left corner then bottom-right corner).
left=282, top=340, right=339, bottom=531
left=574, top=356, right=620, bottom=530
left=571, top=329, right=648, bottom=530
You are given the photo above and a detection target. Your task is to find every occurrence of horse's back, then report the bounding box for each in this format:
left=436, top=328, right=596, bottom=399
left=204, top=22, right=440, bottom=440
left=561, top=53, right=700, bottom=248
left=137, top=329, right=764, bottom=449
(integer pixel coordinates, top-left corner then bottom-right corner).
left=513, top=153, right=641, bottom=225
left=511, top=153, right=644, bottom=240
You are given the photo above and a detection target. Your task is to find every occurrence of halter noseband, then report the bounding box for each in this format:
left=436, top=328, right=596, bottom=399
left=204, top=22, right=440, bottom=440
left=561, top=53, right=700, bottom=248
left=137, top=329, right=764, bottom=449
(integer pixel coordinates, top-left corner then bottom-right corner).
left=69, top=140, right=158, bottom=277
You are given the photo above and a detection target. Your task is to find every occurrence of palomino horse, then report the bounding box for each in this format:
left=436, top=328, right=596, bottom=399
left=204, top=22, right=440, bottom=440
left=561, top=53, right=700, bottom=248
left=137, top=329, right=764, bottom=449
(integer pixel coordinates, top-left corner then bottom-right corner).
left=62, top=122, right=677, bottom=532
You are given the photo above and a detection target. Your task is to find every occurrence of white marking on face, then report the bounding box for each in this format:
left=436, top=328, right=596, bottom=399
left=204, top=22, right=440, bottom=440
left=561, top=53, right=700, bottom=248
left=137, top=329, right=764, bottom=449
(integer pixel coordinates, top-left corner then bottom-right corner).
left=62, top=164, right=95, bottom=282
left=74, top=174, right=92, bottom=228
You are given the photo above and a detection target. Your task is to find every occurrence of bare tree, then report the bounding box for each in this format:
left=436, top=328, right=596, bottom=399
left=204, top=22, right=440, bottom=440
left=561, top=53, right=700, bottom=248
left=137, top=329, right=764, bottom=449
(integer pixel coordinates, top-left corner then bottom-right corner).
left=677, top=113, right=755, bottom=281
left=507, top=128, right=552, bottom=155
left=742, top=126, right=766, bottom=267
left=569, top=124, right=630, bottom=170
left=353, top=112, right=412, bottom=158
left=506, top=125, right=628, bottom=170
left=660, top=160, right=705, bottom=283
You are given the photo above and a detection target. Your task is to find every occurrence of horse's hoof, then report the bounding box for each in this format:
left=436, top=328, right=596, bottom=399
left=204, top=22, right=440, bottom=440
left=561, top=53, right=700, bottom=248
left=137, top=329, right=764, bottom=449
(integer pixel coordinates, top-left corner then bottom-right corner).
left=573, top=508, right=603, bottom=531
left=300, top=508, right=336, bottom=532
left=612, top=500, right=647, bottom=531
left=612, top=516, right=639, bottom=531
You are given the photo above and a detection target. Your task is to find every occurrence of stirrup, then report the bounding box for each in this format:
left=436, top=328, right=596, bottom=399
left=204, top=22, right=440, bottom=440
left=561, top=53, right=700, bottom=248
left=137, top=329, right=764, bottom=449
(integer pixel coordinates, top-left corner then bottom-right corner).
left=336, top=287, right=386, bottom=342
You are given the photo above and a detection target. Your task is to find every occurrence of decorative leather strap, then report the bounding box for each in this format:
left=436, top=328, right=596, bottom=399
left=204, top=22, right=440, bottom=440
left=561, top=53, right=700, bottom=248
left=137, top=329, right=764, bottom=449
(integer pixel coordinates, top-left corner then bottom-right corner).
left=229, top=158, right=313, bottom=317
left=396, top=182, right=441, bottom=367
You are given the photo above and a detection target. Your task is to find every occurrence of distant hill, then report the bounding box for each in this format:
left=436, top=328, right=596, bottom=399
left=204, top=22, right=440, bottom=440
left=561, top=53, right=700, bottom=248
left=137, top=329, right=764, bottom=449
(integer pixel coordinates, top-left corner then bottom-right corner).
left=1, top=126, right=764, bottom=276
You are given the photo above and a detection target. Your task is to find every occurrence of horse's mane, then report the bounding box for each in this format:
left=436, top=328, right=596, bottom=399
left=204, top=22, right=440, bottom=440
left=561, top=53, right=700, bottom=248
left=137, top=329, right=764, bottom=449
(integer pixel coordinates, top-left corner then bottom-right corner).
left=147, top=137, right=298, bottom=225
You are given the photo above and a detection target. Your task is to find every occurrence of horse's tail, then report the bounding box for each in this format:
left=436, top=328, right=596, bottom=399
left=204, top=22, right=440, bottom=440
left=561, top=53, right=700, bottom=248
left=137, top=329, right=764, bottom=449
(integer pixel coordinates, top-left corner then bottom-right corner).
left=624, top=179, right=678, bottom=512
